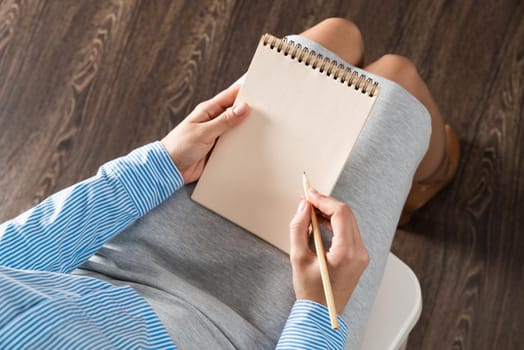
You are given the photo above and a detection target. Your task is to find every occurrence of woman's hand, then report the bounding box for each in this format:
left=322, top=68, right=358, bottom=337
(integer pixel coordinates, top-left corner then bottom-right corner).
left=289, top=188, right=369, bottom=314
left=161, top=85, right=249, bottom=184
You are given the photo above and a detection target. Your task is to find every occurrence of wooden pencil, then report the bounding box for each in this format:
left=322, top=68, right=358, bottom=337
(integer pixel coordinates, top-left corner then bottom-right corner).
left=302, top=172, right=339, bottom=330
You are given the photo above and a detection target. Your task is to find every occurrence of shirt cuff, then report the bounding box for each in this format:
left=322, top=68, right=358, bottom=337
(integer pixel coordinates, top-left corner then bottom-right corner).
left=103, top=141, right=184, bottom=217
left=278, top=300, right=349, bottom=350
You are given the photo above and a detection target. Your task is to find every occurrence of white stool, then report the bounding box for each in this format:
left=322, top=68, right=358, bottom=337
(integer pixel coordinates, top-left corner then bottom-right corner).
left=360, top=253, right=422, bottom=350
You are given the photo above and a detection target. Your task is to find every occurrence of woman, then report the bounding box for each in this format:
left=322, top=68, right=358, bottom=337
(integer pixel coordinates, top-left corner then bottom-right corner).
left=0, top=18, right=458, bottom=349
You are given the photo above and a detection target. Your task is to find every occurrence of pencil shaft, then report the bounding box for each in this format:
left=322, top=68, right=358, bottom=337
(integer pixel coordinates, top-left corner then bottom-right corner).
left=302, top=173, right=339, bottom=329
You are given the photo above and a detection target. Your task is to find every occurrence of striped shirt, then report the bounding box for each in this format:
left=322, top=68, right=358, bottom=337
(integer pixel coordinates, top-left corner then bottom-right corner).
left=0, top=141, right=348, bottom=349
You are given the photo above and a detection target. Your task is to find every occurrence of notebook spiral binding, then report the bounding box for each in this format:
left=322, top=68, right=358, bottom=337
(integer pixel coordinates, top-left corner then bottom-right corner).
left=261, top=33, right=379, bottom=97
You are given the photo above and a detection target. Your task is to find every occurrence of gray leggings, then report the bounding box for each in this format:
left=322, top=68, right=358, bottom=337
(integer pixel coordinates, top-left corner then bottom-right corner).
left=75, top=35, right=431, bottom=349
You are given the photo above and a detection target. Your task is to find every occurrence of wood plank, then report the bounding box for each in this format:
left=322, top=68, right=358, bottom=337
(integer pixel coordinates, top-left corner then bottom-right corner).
left=391, top=0, right=524, bottom=348
left=0, top=0, right=522, bottom=348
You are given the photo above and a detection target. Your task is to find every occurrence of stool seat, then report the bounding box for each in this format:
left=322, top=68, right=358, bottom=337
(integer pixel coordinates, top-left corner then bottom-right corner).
left=360, top=253, right=422, bottom=350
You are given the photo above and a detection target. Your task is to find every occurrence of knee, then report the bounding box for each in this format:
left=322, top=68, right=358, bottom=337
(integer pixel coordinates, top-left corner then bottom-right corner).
left=373, top=54, right=420, bottom=84
left=320, top=17, right=363, bottom=44
left=312, top=17, right=364, bottom=65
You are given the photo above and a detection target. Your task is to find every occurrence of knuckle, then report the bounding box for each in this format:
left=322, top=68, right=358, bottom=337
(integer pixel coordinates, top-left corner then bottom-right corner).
left=330, top=254, right=345, bottom=268
left=289, top=219, right=305, bottom=233
left=289, top=213, right=306, bottom=230
left=225, top=109, right=236, bottom=123
left=196, top=125, right=210, bottom=139
left=360, top=248, right=370, bottom=268
left=290, top=250, right=308, bottom=265
left=338, top=203, right=351, bottom=217
left=194, top=101, right=208, bottom=114
left=219, top=109, right=235, bottom=126
left=345, top=248, right=355, bottom=262
left=339, top=247, right=369, bottom=271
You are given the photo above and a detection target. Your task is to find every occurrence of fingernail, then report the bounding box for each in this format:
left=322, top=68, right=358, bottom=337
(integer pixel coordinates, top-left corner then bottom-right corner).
left=297, top=200, right=306, bottom=213
left=233, top=102, right=247, bottom=116
left=308, top=188, right=319, bottom=197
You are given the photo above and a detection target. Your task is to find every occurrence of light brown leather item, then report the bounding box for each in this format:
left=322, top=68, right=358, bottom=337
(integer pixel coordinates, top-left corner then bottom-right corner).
left=399, top=124, right=460, bottom=225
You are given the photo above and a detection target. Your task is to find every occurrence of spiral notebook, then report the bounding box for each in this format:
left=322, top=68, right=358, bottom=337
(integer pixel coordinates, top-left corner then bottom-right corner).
left=192, top=34, right=380, bottom=254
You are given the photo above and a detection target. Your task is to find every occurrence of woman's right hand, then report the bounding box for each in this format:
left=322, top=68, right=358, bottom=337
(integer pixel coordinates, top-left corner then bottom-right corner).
left=289, top=188, right=369, bottom=315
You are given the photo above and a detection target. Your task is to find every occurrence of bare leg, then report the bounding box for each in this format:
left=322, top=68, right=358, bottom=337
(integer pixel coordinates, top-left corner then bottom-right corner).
left=299, top=18, right=365, bottom=67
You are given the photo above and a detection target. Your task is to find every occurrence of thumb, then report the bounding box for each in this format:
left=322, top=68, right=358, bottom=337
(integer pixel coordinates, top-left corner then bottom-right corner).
left=206, top=102, right=249, bottom=138
left=289, top=200, right=312, bottom=260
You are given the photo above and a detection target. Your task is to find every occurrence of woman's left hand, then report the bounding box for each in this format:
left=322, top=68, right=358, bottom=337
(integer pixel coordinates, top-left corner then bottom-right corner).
left=161, top=85, right=249, bottom=184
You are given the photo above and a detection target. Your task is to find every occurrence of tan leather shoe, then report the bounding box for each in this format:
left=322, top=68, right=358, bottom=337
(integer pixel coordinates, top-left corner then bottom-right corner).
left=399, top=124, right=460, bottom=226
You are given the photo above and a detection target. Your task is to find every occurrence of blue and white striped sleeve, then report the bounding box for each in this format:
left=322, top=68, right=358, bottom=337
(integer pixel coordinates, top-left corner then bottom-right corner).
left=277, top=300, right=349, bottom=349
left=0, top=141, right=183, bottom=273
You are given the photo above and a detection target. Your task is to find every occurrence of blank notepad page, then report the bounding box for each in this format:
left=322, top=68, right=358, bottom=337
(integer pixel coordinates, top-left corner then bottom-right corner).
left=192, top=34, right=379, bottom=254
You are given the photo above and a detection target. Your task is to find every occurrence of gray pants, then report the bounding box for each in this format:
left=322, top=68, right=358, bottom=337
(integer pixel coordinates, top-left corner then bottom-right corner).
left=75, top=35, right=431, bottom=349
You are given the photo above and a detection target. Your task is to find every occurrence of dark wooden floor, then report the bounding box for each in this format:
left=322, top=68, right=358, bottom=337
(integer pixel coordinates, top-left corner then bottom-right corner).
left=0, top=0, right=522, bottom=349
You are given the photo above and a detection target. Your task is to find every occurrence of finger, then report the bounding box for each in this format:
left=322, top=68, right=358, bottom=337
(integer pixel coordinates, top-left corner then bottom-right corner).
left=190, top=85, right=241, bottom=123
left=307, top=187, right=343, bottom=217
left=205, top=102, right=249, bottom=138
left=289, top=200, right=313, bottom=260
left=307, top=188, right=352, bottom=247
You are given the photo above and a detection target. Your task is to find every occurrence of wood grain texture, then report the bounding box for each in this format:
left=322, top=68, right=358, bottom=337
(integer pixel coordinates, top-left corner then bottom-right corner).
left=0, top=0, right=522, bottom=349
